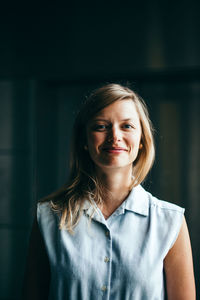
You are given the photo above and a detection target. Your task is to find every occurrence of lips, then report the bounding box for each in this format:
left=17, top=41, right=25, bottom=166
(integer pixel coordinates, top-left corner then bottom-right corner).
left=102, top=146, right=128, bottom=153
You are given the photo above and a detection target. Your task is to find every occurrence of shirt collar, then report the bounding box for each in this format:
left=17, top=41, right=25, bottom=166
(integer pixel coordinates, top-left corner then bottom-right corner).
left=82, top=199, right=106, bottom=224
left=123, top=185, right=149, bottom=217
left=82, top=184, right=149, bottom=218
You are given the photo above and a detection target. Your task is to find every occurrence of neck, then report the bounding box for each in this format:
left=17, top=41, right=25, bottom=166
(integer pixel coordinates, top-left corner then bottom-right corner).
left=97, top=167, right=132, bottom=192
left=95, top=166, right=133, bottom=216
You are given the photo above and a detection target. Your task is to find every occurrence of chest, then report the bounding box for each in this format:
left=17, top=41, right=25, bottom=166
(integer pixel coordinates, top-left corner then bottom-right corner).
left=48, top=213, right=165, bottom=295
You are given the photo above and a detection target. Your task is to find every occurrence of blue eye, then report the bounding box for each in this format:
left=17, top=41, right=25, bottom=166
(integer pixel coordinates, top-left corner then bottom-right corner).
left=123, top=124, right=133, bottom=129
left=93, top=124, right=107, bottom=131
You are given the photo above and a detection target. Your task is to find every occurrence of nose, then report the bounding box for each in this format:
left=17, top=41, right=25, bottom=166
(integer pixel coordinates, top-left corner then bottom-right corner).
left=107, top=126, right=122, bottom=142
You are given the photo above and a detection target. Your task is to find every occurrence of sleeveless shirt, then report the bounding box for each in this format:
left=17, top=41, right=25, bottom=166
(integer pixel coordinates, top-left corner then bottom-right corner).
left=37, top=184, right=185, bottom=300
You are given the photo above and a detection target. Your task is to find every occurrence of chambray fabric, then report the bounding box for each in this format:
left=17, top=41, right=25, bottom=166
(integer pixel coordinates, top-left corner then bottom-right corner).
left=37, top=185, right=185, bottom=300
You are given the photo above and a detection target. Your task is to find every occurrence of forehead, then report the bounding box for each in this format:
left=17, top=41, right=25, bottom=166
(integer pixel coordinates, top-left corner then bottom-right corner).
left=92, top=99, right=140, bottom=121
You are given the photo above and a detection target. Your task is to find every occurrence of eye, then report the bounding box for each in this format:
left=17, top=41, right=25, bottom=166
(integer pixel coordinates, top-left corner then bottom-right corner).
left=92, top=124, right=108, bottom=131
left=122, top=124, right=134, bottom=129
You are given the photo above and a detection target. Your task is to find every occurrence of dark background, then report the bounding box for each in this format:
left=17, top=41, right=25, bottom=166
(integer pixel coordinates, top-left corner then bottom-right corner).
left=0, top=1, right=200, bottom=299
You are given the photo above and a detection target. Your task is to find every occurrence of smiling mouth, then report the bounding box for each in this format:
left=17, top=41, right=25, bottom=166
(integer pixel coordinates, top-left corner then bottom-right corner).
left=102, top=147, right=128, bottom=153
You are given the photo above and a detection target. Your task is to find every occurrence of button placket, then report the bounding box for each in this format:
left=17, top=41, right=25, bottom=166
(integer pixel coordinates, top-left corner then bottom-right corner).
left=100, top=226, right=111, bottom=296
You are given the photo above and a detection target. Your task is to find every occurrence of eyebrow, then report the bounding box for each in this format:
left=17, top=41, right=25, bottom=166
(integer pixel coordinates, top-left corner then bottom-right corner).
left=92, top=118, right=134, bottom=122
left=121, top=118, right=133, bottom=121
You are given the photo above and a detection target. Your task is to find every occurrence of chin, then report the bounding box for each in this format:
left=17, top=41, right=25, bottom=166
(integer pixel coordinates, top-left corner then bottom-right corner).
left=97, top=161, right=131, bottom=170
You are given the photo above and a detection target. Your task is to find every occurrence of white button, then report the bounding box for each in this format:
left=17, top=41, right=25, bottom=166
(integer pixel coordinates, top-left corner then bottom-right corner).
left=104, top=256, right=110, bottom=263
left=101, top=285, right=107, bottom=291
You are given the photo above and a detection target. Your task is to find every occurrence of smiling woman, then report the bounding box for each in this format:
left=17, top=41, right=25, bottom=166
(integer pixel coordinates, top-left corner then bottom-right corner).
left=23, top=83, right=196, bottom=300
left=86, top=100, right=142, bottom=171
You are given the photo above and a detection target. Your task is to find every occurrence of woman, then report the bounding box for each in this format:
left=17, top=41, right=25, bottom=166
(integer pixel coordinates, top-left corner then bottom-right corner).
left=23, top=83, right=196, bottom=299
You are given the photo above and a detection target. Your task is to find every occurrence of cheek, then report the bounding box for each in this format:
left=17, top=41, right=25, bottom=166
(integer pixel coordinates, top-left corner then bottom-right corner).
left=87, top=133, right=104, bottom=148
left=87, top=134, right=104, bottom=162
left=129, top=135, right=141, bottom=151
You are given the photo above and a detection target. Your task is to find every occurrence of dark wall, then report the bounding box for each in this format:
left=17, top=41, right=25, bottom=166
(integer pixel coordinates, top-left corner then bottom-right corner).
left=0, top=2, right=200, bottom=299
left=1, top=1, right=200, bottom=79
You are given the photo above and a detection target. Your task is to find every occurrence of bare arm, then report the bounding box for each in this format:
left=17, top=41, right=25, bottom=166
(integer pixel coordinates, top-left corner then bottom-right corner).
left=22, top=216, right=50, bottom=300
left=164, top=216, right=196, bottom=300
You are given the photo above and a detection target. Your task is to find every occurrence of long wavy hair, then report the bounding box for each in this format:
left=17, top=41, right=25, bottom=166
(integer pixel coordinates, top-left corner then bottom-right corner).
left=41, top=83, right=155, bottom=233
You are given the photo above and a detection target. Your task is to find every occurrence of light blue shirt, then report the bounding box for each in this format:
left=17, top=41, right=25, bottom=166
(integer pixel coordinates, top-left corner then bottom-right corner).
left=37, top=185, right=185, bottom=300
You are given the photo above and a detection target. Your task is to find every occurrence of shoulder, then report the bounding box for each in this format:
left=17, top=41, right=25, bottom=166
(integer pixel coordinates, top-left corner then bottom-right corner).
left=37, top=201, right=59, bottom=234
left=135, top=185, right=185, bottom=250
left=37, top=200, right=51, bottom=212
left=149, top=192, right=184, bottom=214
left=37, top=201, right=53, bottom=219
left=137, top=184, right=185, bottom=214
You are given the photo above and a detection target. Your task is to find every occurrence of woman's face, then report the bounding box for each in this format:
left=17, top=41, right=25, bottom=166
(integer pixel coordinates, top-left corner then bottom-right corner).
left=86, top=99, right=142, bottom=173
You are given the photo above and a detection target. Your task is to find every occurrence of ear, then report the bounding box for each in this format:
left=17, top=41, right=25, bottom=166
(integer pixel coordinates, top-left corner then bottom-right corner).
left=139, top=143, right=143, bottom=149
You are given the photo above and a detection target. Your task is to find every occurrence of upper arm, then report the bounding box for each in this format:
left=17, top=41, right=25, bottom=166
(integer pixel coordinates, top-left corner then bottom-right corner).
left=164, top=216, right=196, bottom=300
left=22, top=216, right=51, bottom=300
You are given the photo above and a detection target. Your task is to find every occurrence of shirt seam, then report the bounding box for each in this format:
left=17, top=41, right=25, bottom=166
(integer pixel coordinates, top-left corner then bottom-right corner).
left=149, top=202, right=184, bottom=213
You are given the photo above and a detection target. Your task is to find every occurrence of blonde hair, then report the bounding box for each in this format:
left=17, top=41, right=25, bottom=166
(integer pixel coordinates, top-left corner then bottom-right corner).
left=42, top=83, right=155, bottom=233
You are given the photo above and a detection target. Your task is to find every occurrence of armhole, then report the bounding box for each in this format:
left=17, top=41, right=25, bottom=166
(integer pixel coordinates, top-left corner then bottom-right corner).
left=22, top=205, right=51, bottom=300
left=37, top=202, right=41, bottom=224
left=169, top=208, right=185, bottom=250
